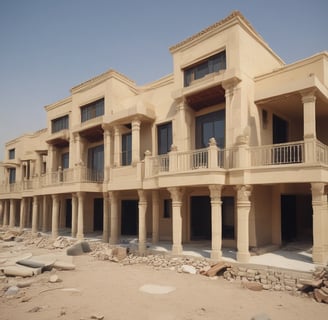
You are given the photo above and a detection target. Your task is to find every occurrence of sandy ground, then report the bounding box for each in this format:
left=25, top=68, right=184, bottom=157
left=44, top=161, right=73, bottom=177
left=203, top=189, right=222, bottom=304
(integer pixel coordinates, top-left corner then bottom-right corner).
left=0, top=242, right=327, bottom=320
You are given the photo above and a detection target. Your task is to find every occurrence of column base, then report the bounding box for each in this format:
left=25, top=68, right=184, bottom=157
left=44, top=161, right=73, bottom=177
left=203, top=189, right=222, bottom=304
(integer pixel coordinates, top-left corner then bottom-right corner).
left=102, top=234, right=109, bottom=243
left=52, top=232, right=59, bottom=239
left=110, top=237, right=118, bottom=245
left=237, top=251, right=251, bottom=263
left=138, top=242, right=147, bottom=255
left=172, top=244, right=183, bottom=255
left=210, top=250, right=222, bottom=261
left=312, top=247, right=327, bottom=265
left=76, top=233, right=84, bottom=240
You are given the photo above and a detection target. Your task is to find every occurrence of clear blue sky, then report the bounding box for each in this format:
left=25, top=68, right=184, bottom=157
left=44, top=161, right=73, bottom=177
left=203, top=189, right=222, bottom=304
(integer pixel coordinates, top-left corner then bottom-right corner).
left=0, top=0, right=327, bottom=160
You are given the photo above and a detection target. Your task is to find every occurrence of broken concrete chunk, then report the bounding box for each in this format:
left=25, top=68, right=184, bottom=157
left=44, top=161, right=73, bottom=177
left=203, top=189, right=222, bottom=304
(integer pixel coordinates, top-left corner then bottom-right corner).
left=53, top=261, right=76, bottom=270
left=202, top=261, right=230, bottom=277
left=242, top=280, right=263, bottom=291
left=181, top=265, right=197, bottom=274
left=111, top=247, right=127, bottom=261
left=3, top=265, right=36, bottom=277
left=16, top=279, right=34, bottom=288
left=49, top=274, right=60, bottom=283
left=91, top=313, right=105, bottom=320
left=299, top=278, right=323, bottom=288
left=5, top=286, right=19, bottom=296
left=67, top=241, right=91, bottom=256
left=314, top=288, right=328, bottom=303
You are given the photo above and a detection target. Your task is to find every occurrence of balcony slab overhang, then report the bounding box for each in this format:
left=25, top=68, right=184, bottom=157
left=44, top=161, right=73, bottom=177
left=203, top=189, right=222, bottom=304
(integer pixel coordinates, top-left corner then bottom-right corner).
left=104, top=100, right=156, bottom=126
left=46, top=129, right=70, bottom=147
left=172, top=68, right=242, bottom=110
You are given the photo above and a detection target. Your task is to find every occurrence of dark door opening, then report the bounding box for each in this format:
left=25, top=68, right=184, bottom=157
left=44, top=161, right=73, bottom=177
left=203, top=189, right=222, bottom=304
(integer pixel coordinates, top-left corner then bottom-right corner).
left=121, top=200, right=138, bottom=235
left=281, top=195, right=297, bottom=242
left=191, top=196, right=211, bottom=240
left=93, top=198, right=103, bottom=231
left=65, top=199, right=72, bottom=228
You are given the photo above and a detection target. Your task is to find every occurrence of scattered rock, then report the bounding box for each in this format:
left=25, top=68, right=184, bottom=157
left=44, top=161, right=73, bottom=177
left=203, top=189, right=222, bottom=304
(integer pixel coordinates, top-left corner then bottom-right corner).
left=28, top=306, right=42, bottom=313
left=91, top=313, right=104, bottom=320
left=5, top=286, right=19, bottom=296
left=201, top=261, right=230, bottom=277
left=67, top=241, right=91, bottom=256
left=49, top=274, right=60, bottom=283
left=181, top=265, right=197, bottom=274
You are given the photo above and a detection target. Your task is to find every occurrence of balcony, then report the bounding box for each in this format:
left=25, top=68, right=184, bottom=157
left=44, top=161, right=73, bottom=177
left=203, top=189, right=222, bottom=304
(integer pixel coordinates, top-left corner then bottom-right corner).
left=144, top=139, right=328, bottom=186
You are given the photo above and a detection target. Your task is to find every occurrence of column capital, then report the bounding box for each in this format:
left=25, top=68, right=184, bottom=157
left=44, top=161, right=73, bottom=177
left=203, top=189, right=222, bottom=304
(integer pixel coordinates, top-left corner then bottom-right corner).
left=209, top=184, right=223, bottom=200
left=301, top=90, right=316, bottom=104
left=168, top=187, right=184, bottom=203
left=137, top=189, right=147, bottom=203
left=236, top=185, right=252, bottom=202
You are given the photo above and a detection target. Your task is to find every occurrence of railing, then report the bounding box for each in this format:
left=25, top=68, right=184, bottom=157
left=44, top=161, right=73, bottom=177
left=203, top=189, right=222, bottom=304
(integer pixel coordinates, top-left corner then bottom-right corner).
left=250, top=141, right=304, bottom=167
left=316, top=140, right=328, bottom=164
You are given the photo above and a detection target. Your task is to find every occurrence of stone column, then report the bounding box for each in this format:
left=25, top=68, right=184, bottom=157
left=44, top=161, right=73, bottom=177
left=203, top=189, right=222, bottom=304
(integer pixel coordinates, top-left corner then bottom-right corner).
left=71, top=193, right=78, bottom=238
left=209, top=185, right=223, bottom=260
left=236, top=185, right=252, bottom=263
left=102, top=126, right=112, bottom=182
left=42, top=196, right=48, bottom=232
left=138, top=190, right=147, bottom=254
left=302, top=92, right=317, bottom=164
left=19, top=198, right=26, bottom=230
left=132, top=119, right=141, bottom=165
left=51, top=194, right=60, bottom=239
left=103, top=192, right=110, bottom=243
left=176, top=100, right=191, bottom=151
left=3, top=200, right=9, bottom=226
left=9, top=199, right=16, bottom=228
left=311, top=183, right=327, bottom=264
left=31, top=196, right=39, bottom=235
left=113, top=126, right=121, bottom=167
left=3, top=200, right=9, bottom=227
left=152, top=190, right=160, bottom=244
left=168, top=187, right=184, bottom=255
left=76, top=192, right=85, bottom=240
left=0, top=200, right=3, bottom=226
left=109, top=191, right=119, bottom=244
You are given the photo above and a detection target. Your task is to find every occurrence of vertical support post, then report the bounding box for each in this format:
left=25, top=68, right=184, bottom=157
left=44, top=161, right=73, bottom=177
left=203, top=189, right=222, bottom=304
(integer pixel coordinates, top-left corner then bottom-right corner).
left=52, top=194, right=59, bottom=239
left=138, top=190, right=147, bottom=254
left=168, top=187, right=184, bottom=255
left=9, top=199, right=15, bottom=228
left=152, top=190, right=160, bottom=244
left=109, top=191, right=119, bottom=244
left=103, top=192, right=110, bottom=243
left=236, top=185, right=252, bottom=263
left=71, top=193, right=78, bottom=237
left=132, top=119, right=141, bottom=166
left=76, top=192, right=85, bottom=240
left=209, top=184, right=223, bottom=260
left=31, top=196, right=39, bottom=235
left=311, top=183, right=327, bottom=264
left=19, top=198, right=26, bottom=231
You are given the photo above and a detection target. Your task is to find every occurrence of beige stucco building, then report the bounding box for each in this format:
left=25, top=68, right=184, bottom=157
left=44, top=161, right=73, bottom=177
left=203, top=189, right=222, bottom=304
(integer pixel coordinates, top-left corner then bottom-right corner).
left=1, top=11, right=327, bottom=265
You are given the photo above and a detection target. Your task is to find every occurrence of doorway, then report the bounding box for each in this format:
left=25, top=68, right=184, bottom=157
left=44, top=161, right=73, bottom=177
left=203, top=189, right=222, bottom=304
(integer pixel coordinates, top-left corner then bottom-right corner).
left=93, top=198, right=103, bottom=231
left=190, top=196, right=211, bottom=240
left=281, top=194, right=312, bottom=243
left=121, top=200, right=138, bottom=235
left=65, top=199, right=72, bottom=228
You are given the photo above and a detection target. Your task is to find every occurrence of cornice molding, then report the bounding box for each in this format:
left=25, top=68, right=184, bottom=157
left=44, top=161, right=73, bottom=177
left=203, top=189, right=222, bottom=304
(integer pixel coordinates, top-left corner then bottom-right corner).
left=70, top=69, right=137, bottom=94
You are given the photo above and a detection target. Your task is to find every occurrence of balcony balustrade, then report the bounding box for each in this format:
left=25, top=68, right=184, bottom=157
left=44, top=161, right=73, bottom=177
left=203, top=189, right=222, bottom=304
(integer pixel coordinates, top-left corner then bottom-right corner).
left=1, top=139, right=327, bottom=196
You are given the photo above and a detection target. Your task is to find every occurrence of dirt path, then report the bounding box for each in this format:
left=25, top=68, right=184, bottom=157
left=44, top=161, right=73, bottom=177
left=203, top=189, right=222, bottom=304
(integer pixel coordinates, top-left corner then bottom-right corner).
left=1, top=247, right=328, bottom=320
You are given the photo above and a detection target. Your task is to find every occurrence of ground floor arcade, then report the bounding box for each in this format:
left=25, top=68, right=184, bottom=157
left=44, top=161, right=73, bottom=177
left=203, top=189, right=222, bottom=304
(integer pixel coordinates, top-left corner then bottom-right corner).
left=0, top=182, right=327, bottom=265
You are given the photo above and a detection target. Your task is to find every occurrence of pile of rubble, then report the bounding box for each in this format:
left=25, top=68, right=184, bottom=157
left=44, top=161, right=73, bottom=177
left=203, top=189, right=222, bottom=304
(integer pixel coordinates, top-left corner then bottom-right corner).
left=0, top=228, right=77, bottom=250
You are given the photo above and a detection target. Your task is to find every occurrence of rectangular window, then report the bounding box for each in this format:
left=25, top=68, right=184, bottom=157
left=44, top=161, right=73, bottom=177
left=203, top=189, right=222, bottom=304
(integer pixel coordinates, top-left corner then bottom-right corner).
left=196, top=109, right=225, bottom=148
left=122, top=133, right=132, bottom=166
left=163, top=199, right=172, bottom=218
left=8, top=148, right=15, bottom=159
left=157, top=122, right=172, bottom=155
left=51, top=115, right=69, bottom=133
left=222, top=197, right=235, bottom=239
left=81, top=98, right=104, bottom=122
left=88, top=144, right=104, bottom=181
left=9, top=168, right=16, bottom=184
left=61, top=152, right=69, bottom=169
left=184, top=51, right=226, bottom=87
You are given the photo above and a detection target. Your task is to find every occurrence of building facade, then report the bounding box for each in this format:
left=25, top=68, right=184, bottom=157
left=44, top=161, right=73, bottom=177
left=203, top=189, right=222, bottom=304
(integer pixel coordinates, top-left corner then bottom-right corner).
left=1, top=11, right=327, bottom=264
